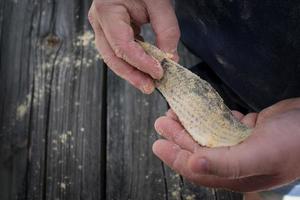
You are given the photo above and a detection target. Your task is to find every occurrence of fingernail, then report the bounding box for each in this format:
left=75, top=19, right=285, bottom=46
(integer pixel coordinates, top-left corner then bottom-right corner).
left=172, top=53, right=180, bottom=63
left=154, top=119, right=163, bottom=135
left=168, top=51, right=179, bottom=62
left=156, top=124, right=164, bottom=135
left=156, top=128, right=163, bottom=136
left=142, top=82, right=154, bottom=94
left=192, top=158, right=209, bottom=174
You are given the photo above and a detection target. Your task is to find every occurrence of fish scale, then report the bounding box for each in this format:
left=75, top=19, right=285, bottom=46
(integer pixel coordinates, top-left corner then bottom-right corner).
left=138, top=41, right=252, bottom=147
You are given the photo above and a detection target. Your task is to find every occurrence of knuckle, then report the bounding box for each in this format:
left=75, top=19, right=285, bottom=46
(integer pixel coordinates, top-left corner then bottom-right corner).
left=128, top=78, right=142, bottom=89
left=172, top=150, right=191, bottom=178
left=173, top=129, right=186, bottom=144
left=259, top=108, right=271, bottom=119
left=123, top=67, right=136, bottom=80
left=160, top=25, right=181, bottom=41
left=103, top=54, right=137, bottom=84
left=231, top=160, right=242, bottom=179
left=223, top=150, right=241, bottom=178
left=113, top=43, right=128, bottom=60
left=172, top=151, right=184, bottom=171
left=102, top=54, right=116, bottom=67
left=258, top=105, right=277, bottom=121
left=109, top=31, right=135, bottom=62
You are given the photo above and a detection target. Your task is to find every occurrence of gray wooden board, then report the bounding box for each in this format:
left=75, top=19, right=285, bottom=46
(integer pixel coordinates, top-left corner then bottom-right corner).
left=0, top=0, right=242, bottom=200
left=0, top=0, right=35, bottom=199
left=0, top=0, right=105, bottom=199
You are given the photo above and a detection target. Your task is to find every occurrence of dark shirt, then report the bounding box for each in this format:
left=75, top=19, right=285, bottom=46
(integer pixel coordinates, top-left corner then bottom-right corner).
left=175, top=0, right=300, bottom=111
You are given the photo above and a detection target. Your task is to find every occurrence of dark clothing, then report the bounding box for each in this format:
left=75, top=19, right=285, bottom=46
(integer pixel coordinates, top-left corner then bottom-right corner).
left=175, top=0, right=300, bottom=111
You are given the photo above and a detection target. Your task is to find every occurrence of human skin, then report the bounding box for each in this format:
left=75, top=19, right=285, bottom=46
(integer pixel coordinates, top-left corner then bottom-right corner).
left=88, top=0, right=180, bottom=94
left=153, top=98, right=300, bottom=192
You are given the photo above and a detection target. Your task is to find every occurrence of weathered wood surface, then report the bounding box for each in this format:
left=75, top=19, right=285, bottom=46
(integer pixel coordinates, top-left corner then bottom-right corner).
left=0, top=0, right=105, bottom=199
left=0, top=0, right=242, bottom=200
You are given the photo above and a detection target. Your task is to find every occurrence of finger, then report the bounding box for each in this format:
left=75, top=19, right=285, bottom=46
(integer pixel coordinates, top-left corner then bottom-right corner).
left=154, top=117, right=199, bottom=152
left=144, top=0, right=180, bottom=61
left=231, top=110, right=244, bottom=121
left=257, top=97, right=300, bottom=125
left=241, top=113, right=258, bottom=128
left=165, top=109, right=179, bottom=121
left=89, top=5, right=155, bottom=94
left=94, top=2, right=164, bottom=79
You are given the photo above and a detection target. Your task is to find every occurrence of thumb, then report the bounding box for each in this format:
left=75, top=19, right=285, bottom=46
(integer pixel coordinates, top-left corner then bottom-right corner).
left=188, top=140, right=274, bottom=179
left=144, top=0, right=180, bottom=61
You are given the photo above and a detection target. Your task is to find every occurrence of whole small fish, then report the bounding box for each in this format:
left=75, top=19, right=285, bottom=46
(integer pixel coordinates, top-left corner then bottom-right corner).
left=138, top=41, right=252, bottom=147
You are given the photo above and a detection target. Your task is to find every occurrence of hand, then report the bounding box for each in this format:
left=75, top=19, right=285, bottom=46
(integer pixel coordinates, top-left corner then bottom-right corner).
left=88, top=0, right=180, bottom=94
left=153, top=98, right=300, bottom=192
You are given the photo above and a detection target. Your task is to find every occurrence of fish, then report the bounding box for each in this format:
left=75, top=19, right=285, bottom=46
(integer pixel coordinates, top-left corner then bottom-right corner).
left=138, top=41, right=252, bottom=147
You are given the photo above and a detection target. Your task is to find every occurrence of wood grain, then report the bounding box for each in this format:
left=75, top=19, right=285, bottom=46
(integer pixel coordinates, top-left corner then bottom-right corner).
left=0, top=0, right=105, bottom=199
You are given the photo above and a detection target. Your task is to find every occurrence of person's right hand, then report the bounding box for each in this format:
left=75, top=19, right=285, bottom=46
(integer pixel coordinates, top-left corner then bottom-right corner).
left=88, top=0, right=180, bottom=94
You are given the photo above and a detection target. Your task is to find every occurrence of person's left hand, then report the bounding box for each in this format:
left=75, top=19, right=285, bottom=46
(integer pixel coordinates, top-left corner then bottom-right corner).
left=153, top=98, right=300, bottom=192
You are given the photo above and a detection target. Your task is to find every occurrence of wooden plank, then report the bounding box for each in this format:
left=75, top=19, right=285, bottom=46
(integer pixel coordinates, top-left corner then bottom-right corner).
left=0, top=0, right=3, bottom=42
left=29, top=1, right=105, bottom=199
left=0, top=0, right=106, bottom=199
left=0, top=0, right=35, bottom=199
left=106, top=73, right=169, bottom=200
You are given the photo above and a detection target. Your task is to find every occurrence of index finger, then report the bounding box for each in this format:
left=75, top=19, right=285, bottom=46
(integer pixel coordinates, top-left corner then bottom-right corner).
left=145, top=0, right=180, bottom=60
left=94, top=2, right=164, bottom=79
